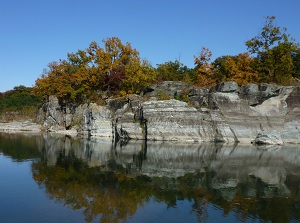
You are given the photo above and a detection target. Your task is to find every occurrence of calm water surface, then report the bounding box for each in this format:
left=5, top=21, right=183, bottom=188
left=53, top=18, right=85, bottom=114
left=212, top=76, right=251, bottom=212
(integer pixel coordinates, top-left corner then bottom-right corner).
left=0, top=132, right=300, bottom=223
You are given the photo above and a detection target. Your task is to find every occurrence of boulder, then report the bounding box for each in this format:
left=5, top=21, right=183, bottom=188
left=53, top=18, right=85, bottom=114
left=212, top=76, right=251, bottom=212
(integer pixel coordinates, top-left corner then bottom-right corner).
left=216, top=81, right=239, bottom=93
left=142, top=81, right=190, bottom=98
left=240, top=84, right=260, bottom=106
left=187, top=88, right=209, bottom=107
left=252, top=132, right=283, bottom=145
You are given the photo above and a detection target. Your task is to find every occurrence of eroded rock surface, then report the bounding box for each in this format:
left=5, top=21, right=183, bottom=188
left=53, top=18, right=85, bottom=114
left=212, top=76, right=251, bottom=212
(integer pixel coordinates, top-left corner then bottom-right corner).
left=34, top=81, right=300, bottom=143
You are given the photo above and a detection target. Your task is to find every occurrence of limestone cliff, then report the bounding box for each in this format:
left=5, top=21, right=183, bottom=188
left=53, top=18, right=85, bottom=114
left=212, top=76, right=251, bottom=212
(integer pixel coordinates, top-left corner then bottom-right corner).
left=37, top=81, right=300, bottom=144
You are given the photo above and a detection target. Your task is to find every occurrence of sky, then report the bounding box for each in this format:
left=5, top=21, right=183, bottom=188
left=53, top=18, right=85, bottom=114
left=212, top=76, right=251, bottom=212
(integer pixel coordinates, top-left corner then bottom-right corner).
left=1, top=0, right=300, bottom=92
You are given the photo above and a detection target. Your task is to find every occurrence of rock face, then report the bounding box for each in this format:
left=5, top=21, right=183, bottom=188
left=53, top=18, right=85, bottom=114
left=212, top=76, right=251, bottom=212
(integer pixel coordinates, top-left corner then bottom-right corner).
left=37, top=81, right=300, bottom=144
left=82, top=103, right=113, bottom=137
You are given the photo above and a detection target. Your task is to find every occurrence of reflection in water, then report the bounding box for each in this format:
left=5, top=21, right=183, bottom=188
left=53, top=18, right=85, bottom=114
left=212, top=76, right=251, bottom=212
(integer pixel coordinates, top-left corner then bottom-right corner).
left=1, top=132, right=300, bottom=223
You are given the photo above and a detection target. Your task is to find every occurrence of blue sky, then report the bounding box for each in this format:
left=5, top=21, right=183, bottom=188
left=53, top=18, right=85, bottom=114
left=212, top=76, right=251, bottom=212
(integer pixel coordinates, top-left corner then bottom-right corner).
left=1, top=0, right=300, bottom=92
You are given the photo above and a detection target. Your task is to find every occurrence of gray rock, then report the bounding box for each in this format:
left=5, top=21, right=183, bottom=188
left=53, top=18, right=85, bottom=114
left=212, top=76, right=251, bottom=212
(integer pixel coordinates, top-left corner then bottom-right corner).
left=0, top=120, right=42, bottom=133
left=216, top=81, right=239, bottom=93
left=34, top=83, right=300, bottom=144
left=142, top=99, right=236, bottom=142
left=43, top=95, right=65, bottom=131
left=142, top=81, right=190, bottom=98
left=240, top=83, right=259, bottom=94
left=253, top=132, right=283, bottom=145
left=82, top=103, right=113, bottom=137
left=240, top=84, right=260, bottom=106
left=188, top=88, right=209, bottom=107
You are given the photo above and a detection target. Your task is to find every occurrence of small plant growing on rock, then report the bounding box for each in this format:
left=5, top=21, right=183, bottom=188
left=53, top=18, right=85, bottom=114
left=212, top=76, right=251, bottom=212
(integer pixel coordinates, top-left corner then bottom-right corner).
left=157, top=91, right=172, bottom=100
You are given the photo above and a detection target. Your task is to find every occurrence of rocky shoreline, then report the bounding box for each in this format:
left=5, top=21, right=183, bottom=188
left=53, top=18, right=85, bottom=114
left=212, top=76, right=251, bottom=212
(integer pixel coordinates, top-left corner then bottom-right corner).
left=2, top=81, right=300, bottom=145
left=0, top=120, right=43, bottom=133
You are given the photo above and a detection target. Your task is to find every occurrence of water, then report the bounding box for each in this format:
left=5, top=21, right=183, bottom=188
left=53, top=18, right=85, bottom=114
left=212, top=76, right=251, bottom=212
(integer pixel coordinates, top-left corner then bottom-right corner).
left=0, top=133, right=300, bottom=223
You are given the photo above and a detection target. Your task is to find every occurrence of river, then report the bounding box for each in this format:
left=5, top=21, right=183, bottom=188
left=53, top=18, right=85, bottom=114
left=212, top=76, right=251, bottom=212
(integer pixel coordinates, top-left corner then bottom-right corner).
left=0, top=132, right=300, bottom=223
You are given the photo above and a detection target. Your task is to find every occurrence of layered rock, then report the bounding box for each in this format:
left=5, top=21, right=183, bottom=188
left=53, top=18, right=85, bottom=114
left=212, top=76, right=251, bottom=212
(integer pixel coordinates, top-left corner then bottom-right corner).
left=36, top=81, right=300, bottom=144
left=0, top=120, right=42, bottom=133
left=142, top=99, right=236, bottom=142
left=82, top=103, right=113, bottom=137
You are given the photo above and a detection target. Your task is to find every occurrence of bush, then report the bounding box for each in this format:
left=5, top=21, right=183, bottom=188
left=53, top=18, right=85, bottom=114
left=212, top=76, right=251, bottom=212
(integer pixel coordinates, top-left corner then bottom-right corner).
left=0, top=86, right=42, bottom=122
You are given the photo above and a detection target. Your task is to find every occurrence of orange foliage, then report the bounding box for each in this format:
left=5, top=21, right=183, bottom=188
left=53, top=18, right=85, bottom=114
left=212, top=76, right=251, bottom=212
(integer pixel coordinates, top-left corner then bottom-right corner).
left=194, top=47, right=217, bottom=86
left=34, top=37, right=156, bottom=103
left=222, top=53, right=260, bottom=85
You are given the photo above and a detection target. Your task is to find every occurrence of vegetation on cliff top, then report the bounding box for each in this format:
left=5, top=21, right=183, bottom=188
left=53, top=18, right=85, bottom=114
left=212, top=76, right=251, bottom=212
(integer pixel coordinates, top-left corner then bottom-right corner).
left=2, top=16, right=300, bottom=109
left=32, top=16, right=300, bottom=104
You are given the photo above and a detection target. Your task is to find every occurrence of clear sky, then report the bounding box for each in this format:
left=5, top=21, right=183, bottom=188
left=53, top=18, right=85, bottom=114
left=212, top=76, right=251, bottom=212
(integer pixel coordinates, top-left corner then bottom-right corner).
left=1, top=0, right=300, bottom=92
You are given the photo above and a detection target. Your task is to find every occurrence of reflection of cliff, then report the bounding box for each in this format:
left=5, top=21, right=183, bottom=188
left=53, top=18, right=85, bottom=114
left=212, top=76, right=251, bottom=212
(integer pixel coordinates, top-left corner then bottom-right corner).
left=37, top=133, right=300, bottom=200
left=0, top=134, right=300, bottom=223
left=2, top=132, right=299, bottom=222
left=31, top=134, right=300, bottom=223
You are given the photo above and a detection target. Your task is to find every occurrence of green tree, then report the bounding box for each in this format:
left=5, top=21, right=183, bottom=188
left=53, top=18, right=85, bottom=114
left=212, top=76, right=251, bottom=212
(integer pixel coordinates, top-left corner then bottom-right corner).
left=0, top=85, right=41, bottom=109
left=291, top=48, right=300, bottom=79
left=246, top=16, right=299, bottom=84
left=246, top=16, right=282, bottom=54
left=0, top=86, right=42, bottom=121
left=156, top=60, right=194, bottom=82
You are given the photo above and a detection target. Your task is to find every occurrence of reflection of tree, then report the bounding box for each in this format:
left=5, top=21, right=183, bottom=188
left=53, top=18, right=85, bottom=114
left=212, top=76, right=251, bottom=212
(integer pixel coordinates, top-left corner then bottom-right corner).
left=32, top=151, right=154, bottom=223
left=31, top=150, right=300, bottom=223
left=28, top=137, right=300, bottom=223
left=0, top=133, right=41, bottom=161
left=189, top=188, right=210, bottom=223
left=2, top=133, right=300, bottom=222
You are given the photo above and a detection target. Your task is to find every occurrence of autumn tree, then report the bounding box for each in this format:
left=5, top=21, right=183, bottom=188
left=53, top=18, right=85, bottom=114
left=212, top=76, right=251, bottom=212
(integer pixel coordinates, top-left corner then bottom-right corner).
left=34, top=60, right=88, bottom=104
left=213, top=53, right=260, bottom=85
left=88, top=37, right=157, bottom=94
left=34, top=37, right=156, bottom=103
left=246, top=16, right=299, bottom=84
left=122, top=59, right=157, bottom=94
left=194, top=47, right=216, bottom=86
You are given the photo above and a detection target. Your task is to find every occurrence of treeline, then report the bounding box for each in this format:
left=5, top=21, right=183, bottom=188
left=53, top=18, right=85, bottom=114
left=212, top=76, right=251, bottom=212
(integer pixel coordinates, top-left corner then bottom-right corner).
left=0, top=85, right=42, bottom=121
left=0, top=85, right=41, bottom=109
left=33, top=16, right=300, bottom=104
left=194, top=16, right=300, bottom=86
left=3, top=16, right=300, bottom=108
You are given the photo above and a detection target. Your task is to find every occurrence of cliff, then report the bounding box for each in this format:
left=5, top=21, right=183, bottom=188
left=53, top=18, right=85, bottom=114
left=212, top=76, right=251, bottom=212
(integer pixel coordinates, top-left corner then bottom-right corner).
left=37, top=81, right=300, bottom=144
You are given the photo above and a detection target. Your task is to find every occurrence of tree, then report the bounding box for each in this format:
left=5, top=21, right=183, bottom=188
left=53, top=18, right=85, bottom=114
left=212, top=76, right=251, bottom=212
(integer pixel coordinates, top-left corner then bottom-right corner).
left=156, top=60, right=193, bottom=82
left=246, top=16, right=299, bottom=84
left=96, top=37, right=157, bottom=94
left=34, top=37, right=155, bottom=103
left=0, top=86, right=42, bottom=109
left=122, top=59, right=157, bottom=94
left=194, top=47, right=216, bottom=86
left=292, top=48, right=300, bottom=79
left=246, top=16, right=282, bottom=54
left=213, top=53, right=260, bottom=85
